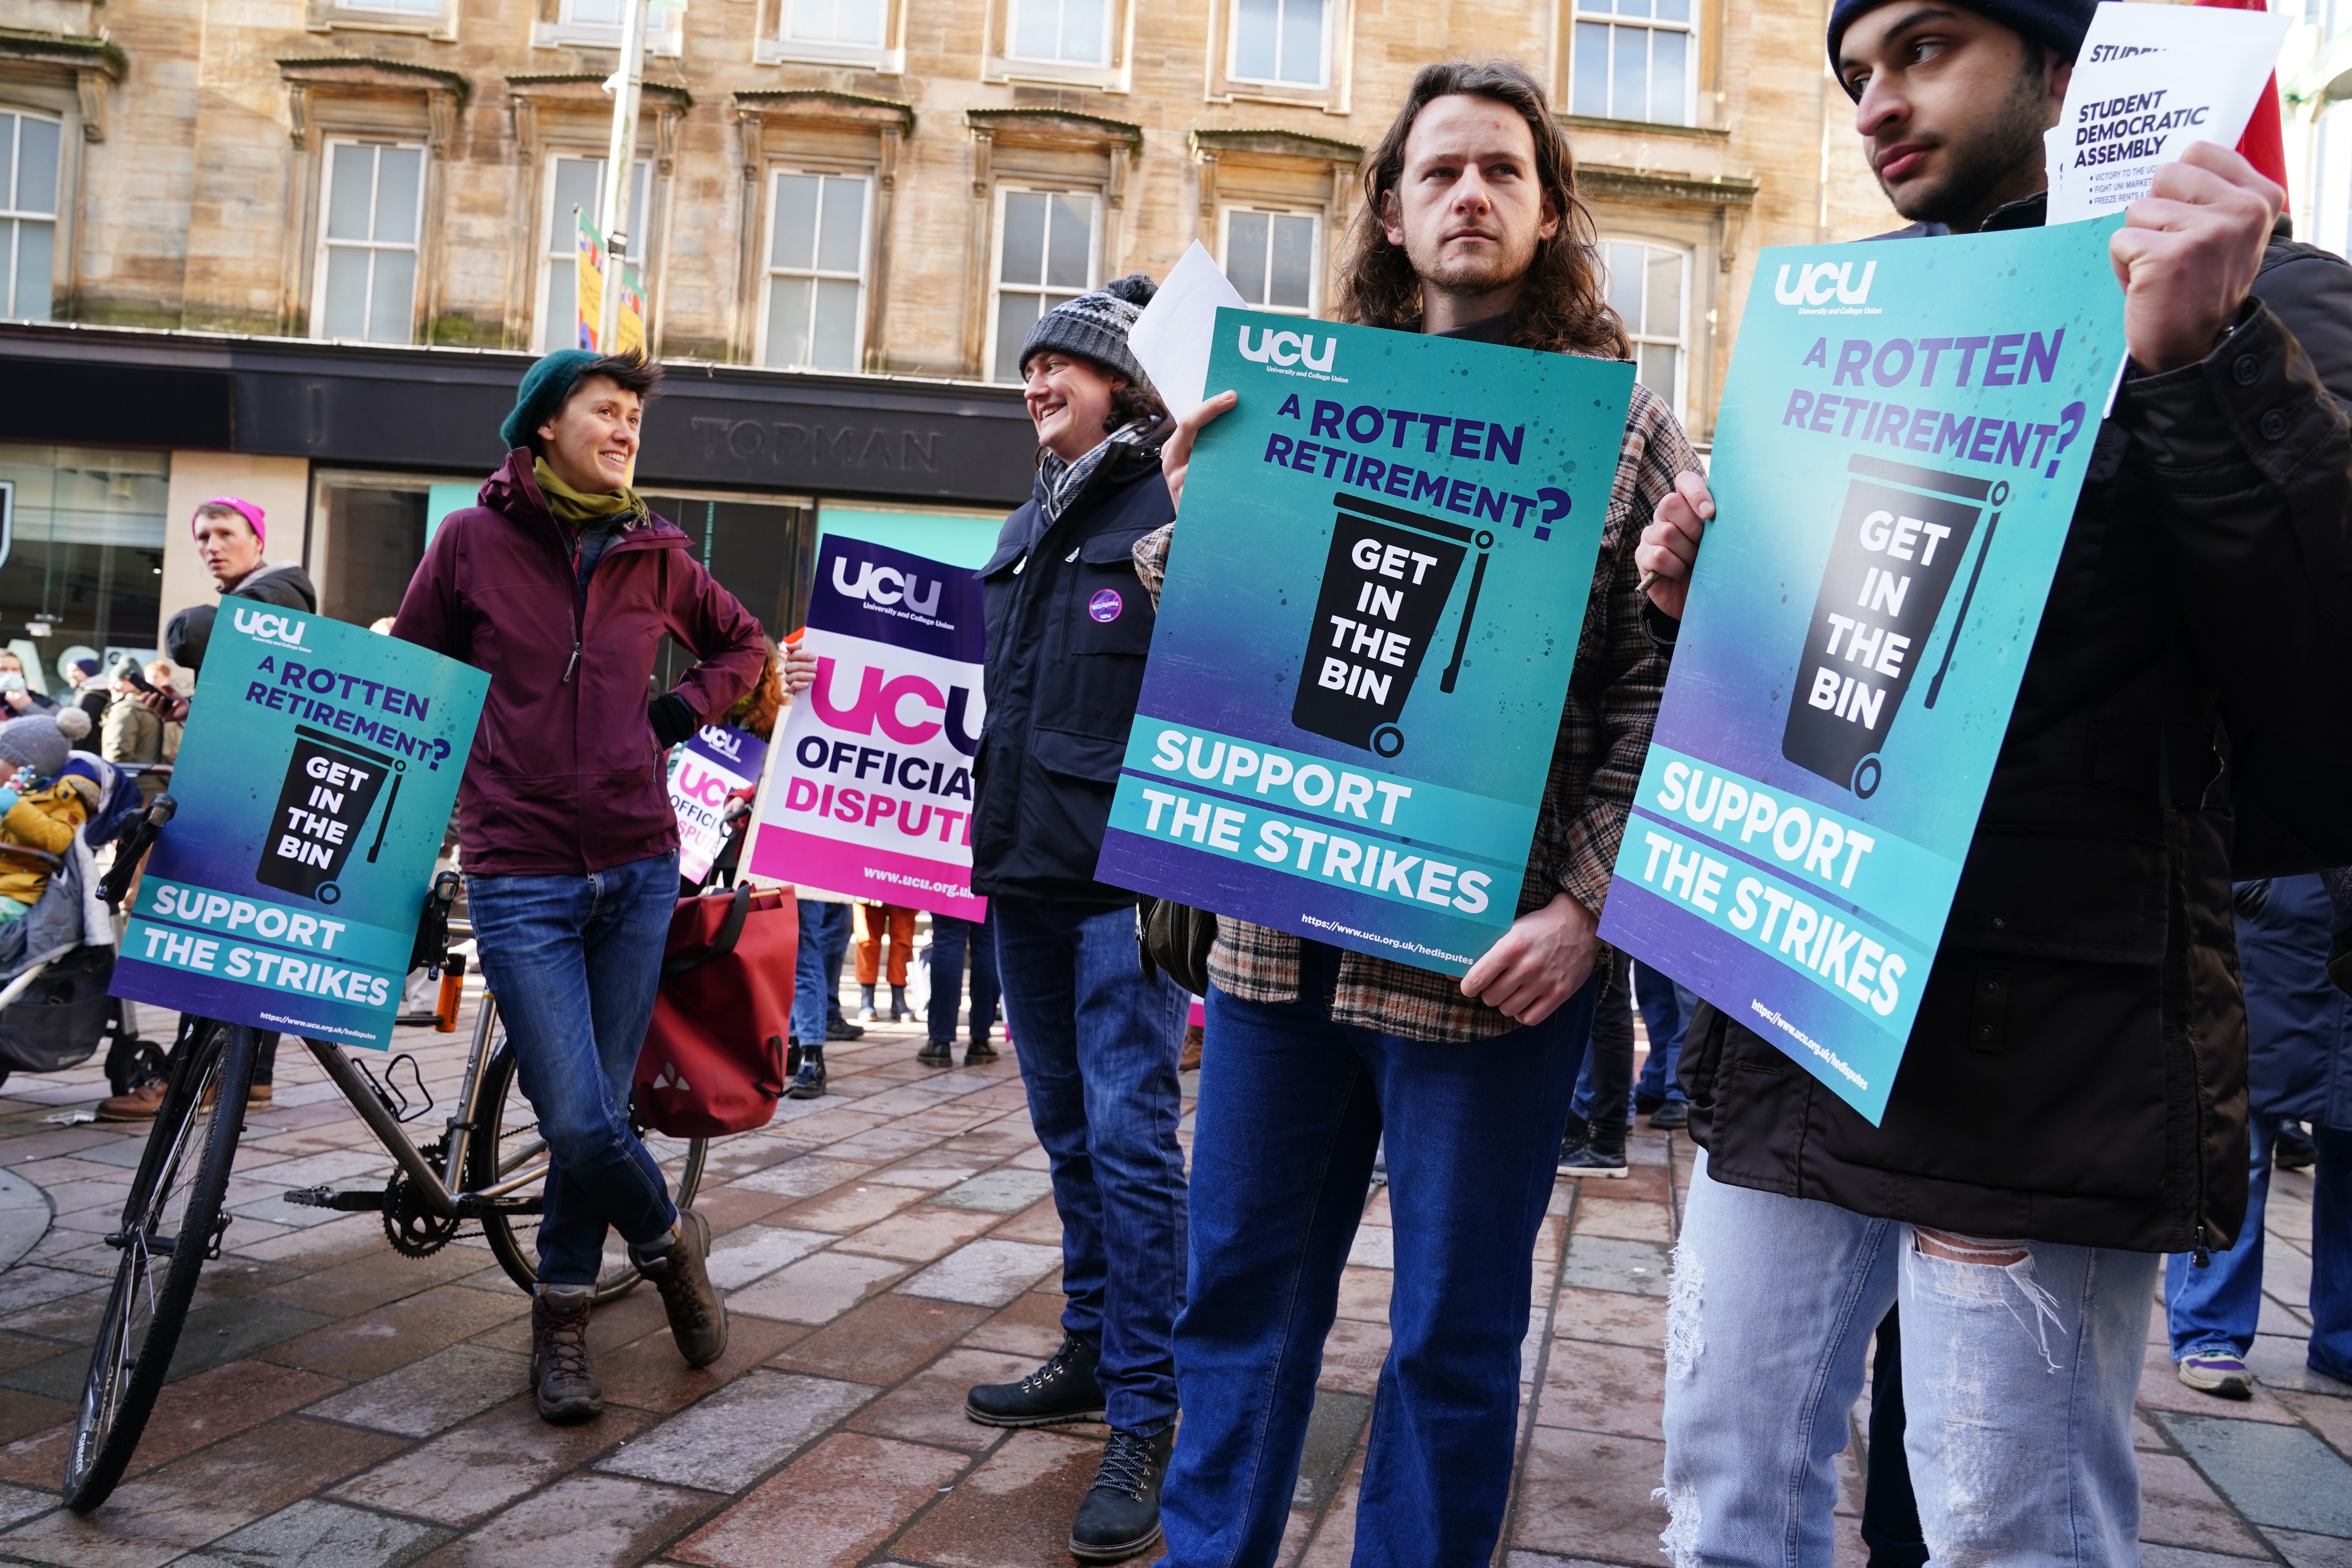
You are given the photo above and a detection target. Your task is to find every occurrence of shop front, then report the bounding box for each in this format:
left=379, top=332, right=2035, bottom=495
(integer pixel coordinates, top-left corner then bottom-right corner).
left=0, top=323, right=1035, bottom=661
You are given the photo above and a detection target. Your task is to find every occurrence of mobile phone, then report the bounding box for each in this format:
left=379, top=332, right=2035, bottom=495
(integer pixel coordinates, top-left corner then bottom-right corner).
left=121, top=665, right=156, bottom=694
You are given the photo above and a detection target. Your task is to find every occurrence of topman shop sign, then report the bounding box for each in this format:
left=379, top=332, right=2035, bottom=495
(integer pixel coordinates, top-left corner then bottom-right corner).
left=689, top=418, right=946, bottom=472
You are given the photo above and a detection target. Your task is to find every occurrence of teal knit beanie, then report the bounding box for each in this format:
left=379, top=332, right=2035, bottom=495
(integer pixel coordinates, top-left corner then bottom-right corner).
left=501, top=349, right=601, bottom=452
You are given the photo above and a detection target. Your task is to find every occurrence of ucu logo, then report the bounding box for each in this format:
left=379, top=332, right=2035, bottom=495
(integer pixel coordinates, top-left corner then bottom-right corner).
left=1775, top=259, right=1878, bottom=307
left=232, top=606, right=307, bottom=649
left=696, top=725, right=746, bottom=761
left=832, top=557, right=942, bottom=617
left=1238, top=326, right=1338, bottom=373
left=808, top=657, right=983, bottom=755
left=674, top=759, right=738, bottom=807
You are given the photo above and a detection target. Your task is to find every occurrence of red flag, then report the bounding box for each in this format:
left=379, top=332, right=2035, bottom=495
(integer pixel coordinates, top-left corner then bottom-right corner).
left=2195, top=0, right=2293, bottom=209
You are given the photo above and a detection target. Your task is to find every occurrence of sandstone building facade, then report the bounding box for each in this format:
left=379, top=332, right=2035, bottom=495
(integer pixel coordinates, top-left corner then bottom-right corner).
left=0, top=0, right=1899, bottom=667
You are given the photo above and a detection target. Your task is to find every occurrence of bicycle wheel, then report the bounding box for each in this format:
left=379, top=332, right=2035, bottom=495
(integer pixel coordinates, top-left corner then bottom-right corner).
left=469, top=1037, right=706, bottom=1304
left=65, top=1021, right=256, bottom=1513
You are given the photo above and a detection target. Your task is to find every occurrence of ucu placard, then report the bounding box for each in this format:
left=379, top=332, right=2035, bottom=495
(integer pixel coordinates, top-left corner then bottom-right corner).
left=750, top=532, right=989, bottom=920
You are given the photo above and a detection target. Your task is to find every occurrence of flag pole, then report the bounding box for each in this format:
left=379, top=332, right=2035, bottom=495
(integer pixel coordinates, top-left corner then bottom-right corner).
left=597, top=0, right=648, bottom=354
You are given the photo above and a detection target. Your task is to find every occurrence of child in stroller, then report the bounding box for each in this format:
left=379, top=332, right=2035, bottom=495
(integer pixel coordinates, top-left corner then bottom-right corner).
left=0, top=713, right=162, bottom=1089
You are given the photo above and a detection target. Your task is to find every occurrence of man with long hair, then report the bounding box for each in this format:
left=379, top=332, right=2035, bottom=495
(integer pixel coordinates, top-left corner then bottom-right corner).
left=1144, top=60, right=1700, bottom=1564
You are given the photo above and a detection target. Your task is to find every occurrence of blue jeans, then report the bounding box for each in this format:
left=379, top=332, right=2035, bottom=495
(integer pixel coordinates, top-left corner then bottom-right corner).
left=1160, top=942, right=1597, bottom=1568
left=2167, top=1115, right=2352, bottom=1380
left=929, top=912, right=1001, bottom=1045
left=467, top=854, right=681, bottom=1287
left=1633, top=961, right=1695, bottom=1109
left=1661, top=1155, right=2156, bottom=1566
left=1570, top=949, right=1634, bottom=1126
left=993, top=895, right=1189, bottom=1432
left=793, top=899, right=854, bottom=1046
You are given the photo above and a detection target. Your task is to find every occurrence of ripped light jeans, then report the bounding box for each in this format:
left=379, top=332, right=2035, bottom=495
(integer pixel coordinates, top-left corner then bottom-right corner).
left=1658, top=1153, right=2157, bottom=1567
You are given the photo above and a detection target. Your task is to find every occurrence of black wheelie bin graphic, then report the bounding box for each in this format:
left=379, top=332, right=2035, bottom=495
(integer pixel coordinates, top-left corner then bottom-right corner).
left=256, top=726, right=405, bottom=904
left=1292, top=492, right=1497, bottom=760
left=1781, top=454, right=2007, bottom=799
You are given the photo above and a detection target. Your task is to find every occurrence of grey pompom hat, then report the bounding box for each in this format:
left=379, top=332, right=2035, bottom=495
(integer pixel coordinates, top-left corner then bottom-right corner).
left=0, top=716, right=72, bottom=780
left=1016, top=273, right=1159, bottom=389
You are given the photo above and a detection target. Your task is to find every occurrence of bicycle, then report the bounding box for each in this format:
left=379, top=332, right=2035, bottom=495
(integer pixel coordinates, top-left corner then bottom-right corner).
left=63, top=798, right=708, bottom=1514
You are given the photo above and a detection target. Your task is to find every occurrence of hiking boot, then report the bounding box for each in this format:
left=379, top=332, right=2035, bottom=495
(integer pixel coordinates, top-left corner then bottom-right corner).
left=634, top=1210, right=728, bottom=1368
left=2178, top=1350, right=2254, bottom=1400
left=891, top=985, right=914, bottom=1022
left=1561, top=1118, right=1629, bottom=1177
left=786, top=1039, right=803, bottom=1080
left=2277, top=1123, right=2317, bottom=1171
left=965, top=1037, right=999, bottom=1066
left=826, top=1014, right=864, bottom=1042
left=965, top=1333, right=1105, bottom=1427
left=858, top=985, right=879, bottom=1022
left=1070, top=1426, right=1174, bottom=1562
left=917, top=1040, right=954, bottom=1068
left=787, top=1044, right=828, bottom=1099
left=1178, top=1023, right=1203, bottom=1072
left=1648, top=1098, right=1689, bottom=1130
left=531, top=1285, right=604, bottom=1423
left=199, top=1082, right=273, bottom=1112
left=96, top=1080, right=166, bottom=1122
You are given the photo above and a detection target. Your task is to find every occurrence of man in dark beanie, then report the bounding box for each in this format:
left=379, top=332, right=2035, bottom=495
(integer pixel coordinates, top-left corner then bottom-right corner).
left=960, top=275, right=1192, bottom=1561
left=394, top=348, right=771, bottom=1424
left=1639, top=0, right=2352, bottom=1555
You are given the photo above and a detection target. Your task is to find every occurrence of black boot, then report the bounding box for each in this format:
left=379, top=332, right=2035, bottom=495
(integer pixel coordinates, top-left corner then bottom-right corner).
left=1069, top=1426, right=1174, bottom=1561
left=964, top=1036, right=998, bottom=1065
left=788, top=1043, right=828, bottom=1099
left=965, top=1332, right=1105, bottom=1427
left=633, top=1209, right=728, bottom=1368
left=916, top=1040, right=954, bottom=1067
left=1560, top=1115, right=1630, bottom=1177
left=531, top=1284, right=603, bottom=1423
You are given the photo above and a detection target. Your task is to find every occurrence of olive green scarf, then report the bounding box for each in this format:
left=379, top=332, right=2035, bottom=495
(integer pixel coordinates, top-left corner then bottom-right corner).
left=533, top=456, right=648, bottom=532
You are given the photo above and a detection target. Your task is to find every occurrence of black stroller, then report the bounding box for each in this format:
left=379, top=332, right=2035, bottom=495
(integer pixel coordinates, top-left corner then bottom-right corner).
left=0, top=758, right=167, bottom=1094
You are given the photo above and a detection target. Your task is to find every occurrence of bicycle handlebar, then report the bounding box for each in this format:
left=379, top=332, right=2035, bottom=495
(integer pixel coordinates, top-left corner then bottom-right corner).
left=98, top=795, right=175, bottom=912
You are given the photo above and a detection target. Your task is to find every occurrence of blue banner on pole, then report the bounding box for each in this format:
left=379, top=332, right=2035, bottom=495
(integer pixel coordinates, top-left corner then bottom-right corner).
left=111, top=605, right=487, bottom=1050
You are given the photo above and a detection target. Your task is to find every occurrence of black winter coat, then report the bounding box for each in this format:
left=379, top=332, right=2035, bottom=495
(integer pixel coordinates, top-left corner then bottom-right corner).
left=973, top=443, right=1174, bottom=905
left=1683, top=201, right=2352, bottom=1256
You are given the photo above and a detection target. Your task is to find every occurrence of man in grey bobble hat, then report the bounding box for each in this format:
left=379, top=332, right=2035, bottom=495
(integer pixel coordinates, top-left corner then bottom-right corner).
left=959, top=269, right=1192, bottom=1563
left=1015, top=276, right=1155, bottom=389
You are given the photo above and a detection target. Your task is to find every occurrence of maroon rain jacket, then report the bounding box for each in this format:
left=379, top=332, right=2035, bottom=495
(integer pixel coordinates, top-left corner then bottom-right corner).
left=392, top=448, right=766, bottom=877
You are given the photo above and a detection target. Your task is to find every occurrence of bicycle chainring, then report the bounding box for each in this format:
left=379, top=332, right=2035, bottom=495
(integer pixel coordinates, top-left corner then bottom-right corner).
left=381, top=1167, right=458, bottom=1259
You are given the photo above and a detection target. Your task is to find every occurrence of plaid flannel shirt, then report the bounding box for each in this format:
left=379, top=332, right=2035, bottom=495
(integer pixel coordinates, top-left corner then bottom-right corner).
left=1132, top=378, right=1697, bottom=1044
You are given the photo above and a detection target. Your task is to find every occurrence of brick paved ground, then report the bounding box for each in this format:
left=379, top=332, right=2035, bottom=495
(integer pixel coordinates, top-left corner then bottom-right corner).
left=0, top=986, right=2343, bottom=1566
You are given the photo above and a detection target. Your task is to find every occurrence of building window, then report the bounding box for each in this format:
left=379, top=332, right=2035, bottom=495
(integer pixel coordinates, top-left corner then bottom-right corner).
left=315, top=140, right=425, bottom=343
left=338, top=0, right=442, bottom=15
left=761, top=171, right=869, bottom=372
left=539, top=154, right=653, bottom=354
left=1231, top=0, right=1327, bottom=85
left=1603, top=240, right=1688, bottom=416
left=1223, top=209, right=1318, bottom=315
left=0, top=444, right=168, bottom=679
left=0, top=112, right=60, bottom=324
left=991, top=189, right=1096, bottom=383
left=1009, top=0, right=1111, bottom=65
left=1572, top=0, right=1695, bottom=126
left=785, top=0, right=887, bottom=46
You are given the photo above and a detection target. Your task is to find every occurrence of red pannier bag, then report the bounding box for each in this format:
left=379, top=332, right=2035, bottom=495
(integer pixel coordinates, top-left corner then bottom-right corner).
left=633, top=885, right=798, bottom=1137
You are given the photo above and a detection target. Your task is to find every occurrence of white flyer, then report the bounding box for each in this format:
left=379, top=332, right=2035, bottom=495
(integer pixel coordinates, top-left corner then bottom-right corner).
left=2047, top=0, right=2290, bottom=223
left=1128, top=240, right=1245, bottom=414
